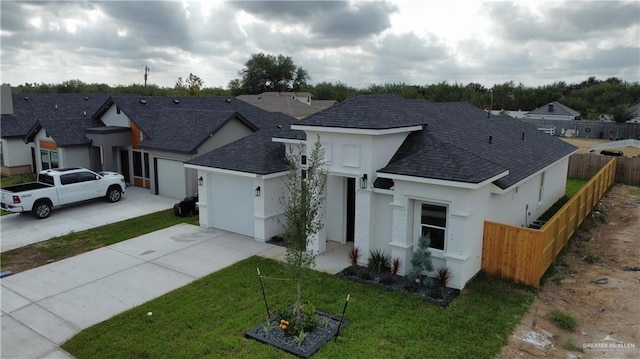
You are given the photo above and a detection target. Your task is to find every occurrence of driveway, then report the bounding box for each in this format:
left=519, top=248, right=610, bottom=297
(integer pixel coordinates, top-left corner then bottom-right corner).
left=0, top=223, right=287, bottom=359
left=0, top=187, right=178, bottom=253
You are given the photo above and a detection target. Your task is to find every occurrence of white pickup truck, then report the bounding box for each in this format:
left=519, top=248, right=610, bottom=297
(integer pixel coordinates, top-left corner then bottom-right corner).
left=1, top=167, right=126, bottom=219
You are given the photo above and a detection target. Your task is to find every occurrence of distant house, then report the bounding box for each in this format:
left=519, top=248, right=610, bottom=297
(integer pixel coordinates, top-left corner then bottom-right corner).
left=489, top=110, right=529, bottom=119
left=627, top=103, right=640, bottom=123
left=1, top=88, right=109, bottom=175
left=237, top=92, right=337, bottom=119
left=187, top=94, right=577, bottom=290
left=524, top=101, right=580, bottom=121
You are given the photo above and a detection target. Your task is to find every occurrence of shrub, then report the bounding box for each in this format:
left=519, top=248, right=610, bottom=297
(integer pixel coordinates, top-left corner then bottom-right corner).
left=348, top=246, right=360, bottom=271
left=275, top=302, right=318, bottom=335
left=548, top=310, right=578, bottom=331
left=434, top=266, right=452, bottom=295
left=367, top=249, right=390, bottom=273
left=391, top=257, right=402, bottom=283
left=408, top=234, right=434, bottom=287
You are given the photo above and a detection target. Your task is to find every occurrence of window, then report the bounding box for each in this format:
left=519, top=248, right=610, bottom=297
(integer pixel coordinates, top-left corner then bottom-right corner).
left=40, top=149, right=59, bottom=170
left=133, top=151, right=150, bottom=179
left=116, top=106, right=121, bottom=114
left=76, top=171, right=98, bottom=182
left=418, top=203, right=447, bottom=251
left=60, top=174, right=78, bottom=185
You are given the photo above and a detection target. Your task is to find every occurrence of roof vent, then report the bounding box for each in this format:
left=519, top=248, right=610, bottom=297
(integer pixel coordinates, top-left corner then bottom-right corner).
left=277, top=125, right=283, bottom=129
left=83, top=111, right=87, bottom=116
left=23, top=96, right=29, bottom=100
left=521, top=132, right=526, bottom=141
left=84, top=96, right=89, bottom=101
left=548, top=104, right=554, bottom=112
left=55, top=104, right=58, bottom=110
left=139, top=99, right=147, bottom=105
left=225, top=98, right=231, bottom=103
left=489, top=135, right=493, bottom=144
left=173, top=99, right=180, bottom=104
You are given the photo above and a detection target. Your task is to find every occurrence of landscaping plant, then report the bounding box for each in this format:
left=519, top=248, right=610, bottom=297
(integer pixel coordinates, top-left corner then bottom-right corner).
left=391, top=257, right=402, bottom=283
left=408, top=234, right=434, bottom=287
left=434, top=266, right=453, bottom=297
left=367, top=249, right=390, bottom=272
left=348, top=246, right=360, bottom=272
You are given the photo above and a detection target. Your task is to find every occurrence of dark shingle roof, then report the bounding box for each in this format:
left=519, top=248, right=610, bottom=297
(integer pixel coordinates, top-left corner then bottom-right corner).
left=187, top=130, right=289, bottom=175
left=375, top=99, right=577, bottom=188
left=297, top=94, right=429, bottom=129
left=103, top=95, right=297, bottom=153
left=29, top=117, right=104, bottom=146
left=1, top=93, right=109, bottom=139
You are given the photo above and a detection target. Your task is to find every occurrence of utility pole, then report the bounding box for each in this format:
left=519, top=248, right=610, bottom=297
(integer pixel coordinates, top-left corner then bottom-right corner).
left=143, top=65, right=150, bottom=87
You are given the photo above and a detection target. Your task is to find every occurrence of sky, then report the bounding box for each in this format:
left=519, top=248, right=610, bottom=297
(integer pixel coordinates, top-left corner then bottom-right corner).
left=1, top=0, right=639, bottom=90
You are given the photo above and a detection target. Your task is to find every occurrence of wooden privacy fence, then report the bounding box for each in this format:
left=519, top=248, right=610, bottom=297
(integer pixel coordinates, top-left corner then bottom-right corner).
left=568, top=153, right=640, bottom=185
left=482, top=157, right=617, bottom=287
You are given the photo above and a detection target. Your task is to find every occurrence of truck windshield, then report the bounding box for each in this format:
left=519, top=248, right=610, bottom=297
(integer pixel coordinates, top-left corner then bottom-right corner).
left=38, top=173, right=55, bottom=186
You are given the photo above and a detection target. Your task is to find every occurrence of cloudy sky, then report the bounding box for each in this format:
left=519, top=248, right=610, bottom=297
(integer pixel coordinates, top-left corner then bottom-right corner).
left=1, top=0, right=638, bottom=89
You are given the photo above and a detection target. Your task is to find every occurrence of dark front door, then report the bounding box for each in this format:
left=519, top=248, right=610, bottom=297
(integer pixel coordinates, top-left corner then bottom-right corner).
left=120, top=150, right=130, bottom=184
left=346, top=177, right=355, bottom=242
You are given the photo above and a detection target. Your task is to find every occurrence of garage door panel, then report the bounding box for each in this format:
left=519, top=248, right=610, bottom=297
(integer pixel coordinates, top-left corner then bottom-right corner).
left=210, top=174, right=254, bottom=237
left=157, top=159, right=186, bottom=199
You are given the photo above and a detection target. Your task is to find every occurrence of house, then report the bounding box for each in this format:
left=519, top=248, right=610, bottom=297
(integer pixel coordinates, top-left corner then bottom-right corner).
left=524, top=101, right=580, bottom=121
left=627, top=103, right=640, bottom=123
left=237, top=92, right=337, bottom=119
left=187, top=94, right=577, bottom=290
left=1, top=88, right=109, bottom=175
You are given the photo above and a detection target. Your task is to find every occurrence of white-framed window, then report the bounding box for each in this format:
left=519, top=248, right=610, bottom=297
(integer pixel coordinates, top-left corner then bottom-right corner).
left=415, top=202, right=448, bottom=251
left=40, top=149, right=58, bottom=170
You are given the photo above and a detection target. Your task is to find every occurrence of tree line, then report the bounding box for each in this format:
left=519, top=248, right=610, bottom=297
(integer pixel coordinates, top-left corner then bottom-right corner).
left=10, top=53, right=640, bottom=122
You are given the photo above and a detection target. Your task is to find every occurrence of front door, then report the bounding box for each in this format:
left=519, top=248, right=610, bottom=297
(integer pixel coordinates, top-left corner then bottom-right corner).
left=346, top=177, right=355, bottom=242
left=120, top=150, right=130, bottom=184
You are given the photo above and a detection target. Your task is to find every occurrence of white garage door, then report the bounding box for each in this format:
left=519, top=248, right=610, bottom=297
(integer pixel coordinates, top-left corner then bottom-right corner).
left=210, top=173, right=254, bottom=237
left=157, top=158, right=186, bottom=199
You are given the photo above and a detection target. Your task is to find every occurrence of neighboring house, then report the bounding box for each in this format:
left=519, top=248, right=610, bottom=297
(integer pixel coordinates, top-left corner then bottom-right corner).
left=187, top=94, right=577, bottom=290
left=489, top=109, right=529, bottom=118
left=90, top=95, right=294, bottom=199
left=1, top=88, right=109, bottom=175
left=237, top=92, right=337, bottom=119
left=627, top=103, right=640, bottom=123
left=524, top=101, right=580, bottom=121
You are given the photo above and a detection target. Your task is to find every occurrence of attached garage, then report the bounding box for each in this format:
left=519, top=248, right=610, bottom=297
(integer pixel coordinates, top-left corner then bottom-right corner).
left=209, top=172, right=254, bottom=237
left=156, top=158, right=186, bottom=199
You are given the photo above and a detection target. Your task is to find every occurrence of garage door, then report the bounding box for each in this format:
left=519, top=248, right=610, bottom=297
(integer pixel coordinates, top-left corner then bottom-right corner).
left=156, top=158, right=186, bottom=199
left=210, top=173, right=254, bottom=237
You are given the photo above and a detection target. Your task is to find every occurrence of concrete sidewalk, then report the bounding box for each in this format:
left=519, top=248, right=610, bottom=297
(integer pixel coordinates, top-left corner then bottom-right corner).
left=0, top=224, right=350, bottom=359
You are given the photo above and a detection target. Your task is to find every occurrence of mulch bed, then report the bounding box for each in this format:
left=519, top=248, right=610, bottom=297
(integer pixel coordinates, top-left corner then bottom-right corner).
left=338, top=265, right=460, bottom=307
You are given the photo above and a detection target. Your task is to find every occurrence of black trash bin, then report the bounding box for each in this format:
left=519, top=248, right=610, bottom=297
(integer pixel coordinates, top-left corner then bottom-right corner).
left=174, top=195, right=198, bottom=217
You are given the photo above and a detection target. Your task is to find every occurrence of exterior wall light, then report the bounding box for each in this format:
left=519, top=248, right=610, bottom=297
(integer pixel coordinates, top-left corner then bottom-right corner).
left=255, top=186, right=261, bottom=197
left=198, top=176, right=203, bottom=186
left=360, top=174, right=368, bottom=189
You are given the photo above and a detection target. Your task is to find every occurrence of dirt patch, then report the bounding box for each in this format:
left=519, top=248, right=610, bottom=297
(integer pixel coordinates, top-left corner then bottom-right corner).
left=561, top=137, right=640, bottom=157
left=499, top=184, right=640, bottom=359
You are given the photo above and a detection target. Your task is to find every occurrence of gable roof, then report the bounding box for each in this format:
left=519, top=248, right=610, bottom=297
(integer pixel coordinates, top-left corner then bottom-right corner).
left=26, top=117, right=104, bottom=146
left=628, top=103, right=640, bottom=117
left=97, top=95, right=297, bottom=154
left=527, top=101, right=580, bottom=117
left=296, top=94, right=429, bottom=129
left=237, top=92, right=336, bottom=119
left=187, top=129, right=289, bottom=175
left=1, top=93, right=109, bottom=139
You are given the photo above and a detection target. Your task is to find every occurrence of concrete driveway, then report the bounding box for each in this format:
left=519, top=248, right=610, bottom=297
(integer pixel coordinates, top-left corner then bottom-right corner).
left=1, top=223, right=286, bottom=359
left=0, top=187, right=178, bottom=252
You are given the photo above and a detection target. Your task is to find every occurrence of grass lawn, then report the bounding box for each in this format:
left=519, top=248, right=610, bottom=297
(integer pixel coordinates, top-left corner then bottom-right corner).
left=0, top=209, right=198, bottom=274
left=62, top=256, right=535, bottom=359
left=539, top=178, right=589, bottom=221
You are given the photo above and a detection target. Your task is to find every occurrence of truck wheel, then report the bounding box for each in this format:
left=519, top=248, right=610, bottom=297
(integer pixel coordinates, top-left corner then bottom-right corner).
left=32, top=200, right=52, bottom=219
left=106, top=186, right=122, bottom=202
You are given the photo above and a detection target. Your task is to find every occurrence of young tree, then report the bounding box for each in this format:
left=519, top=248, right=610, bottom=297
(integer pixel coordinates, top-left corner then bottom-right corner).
left=282, top=136, right=327, bottom=310
left=174, top=73, right=204, bottom=96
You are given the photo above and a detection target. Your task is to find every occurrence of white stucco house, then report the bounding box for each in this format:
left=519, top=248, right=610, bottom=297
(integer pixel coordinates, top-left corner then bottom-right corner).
left=187, top=94, right=578, bottom=290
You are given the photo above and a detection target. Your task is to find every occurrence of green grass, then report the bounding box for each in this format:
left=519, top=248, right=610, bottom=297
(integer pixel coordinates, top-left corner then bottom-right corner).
left=548, top=310, right=578, bottom=331
left=62, top=257, right=535, bottom=359
left=539, top=178, right=589, bottom=221
left=0, top=209, right=198, bottom=272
